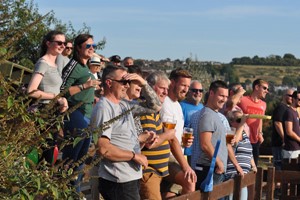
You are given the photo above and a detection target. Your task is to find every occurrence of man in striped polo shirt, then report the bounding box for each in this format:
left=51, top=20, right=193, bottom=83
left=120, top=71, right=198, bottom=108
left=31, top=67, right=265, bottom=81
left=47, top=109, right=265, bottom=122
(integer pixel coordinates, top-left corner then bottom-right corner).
left=139, top=71, right=196, bottom=200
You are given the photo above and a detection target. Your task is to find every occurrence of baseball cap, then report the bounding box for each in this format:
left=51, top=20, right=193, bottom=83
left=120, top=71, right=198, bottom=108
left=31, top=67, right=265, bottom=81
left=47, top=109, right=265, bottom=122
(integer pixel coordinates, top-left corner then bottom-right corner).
left=110, top=55, right=121, bottom=63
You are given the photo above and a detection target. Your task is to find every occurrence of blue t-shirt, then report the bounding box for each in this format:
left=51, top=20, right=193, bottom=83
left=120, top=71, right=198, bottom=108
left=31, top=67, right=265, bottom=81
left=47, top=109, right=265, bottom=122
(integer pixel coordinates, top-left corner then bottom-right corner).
left=180, top=100, right=203, bottom=155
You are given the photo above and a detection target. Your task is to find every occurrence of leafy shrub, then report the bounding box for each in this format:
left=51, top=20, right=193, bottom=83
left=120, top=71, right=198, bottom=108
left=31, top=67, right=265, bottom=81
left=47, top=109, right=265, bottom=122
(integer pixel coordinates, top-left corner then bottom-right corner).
left=0, top=74, right=81, bottom=199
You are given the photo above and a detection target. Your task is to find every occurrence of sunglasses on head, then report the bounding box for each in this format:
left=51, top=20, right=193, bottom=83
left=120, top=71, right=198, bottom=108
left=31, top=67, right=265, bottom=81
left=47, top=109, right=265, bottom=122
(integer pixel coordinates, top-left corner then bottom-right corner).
left=51, top=41, right=67, bottom=46
left=65, top=47, right=73, bottom=50
left=111, top=79, right=131, bottom=85
left=190, top=88, right=203, bottom=93
left=86, top=43, right=97, bottom=49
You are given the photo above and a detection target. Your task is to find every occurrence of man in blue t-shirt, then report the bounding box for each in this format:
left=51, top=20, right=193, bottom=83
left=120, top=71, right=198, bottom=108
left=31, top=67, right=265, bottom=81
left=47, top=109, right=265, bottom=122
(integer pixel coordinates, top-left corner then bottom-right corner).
left=180, top=80, right=204, bottom=164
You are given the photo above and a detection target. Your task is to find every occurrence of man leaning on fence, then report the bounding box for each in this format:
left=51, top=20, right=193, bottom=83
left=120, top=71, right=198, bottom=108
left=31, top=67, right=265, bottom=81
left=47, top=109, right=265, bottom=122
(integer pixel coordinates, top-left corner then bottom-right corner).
left=90, top=65, right=156, bottom=200
left=194, top=80, right=230, bottom=189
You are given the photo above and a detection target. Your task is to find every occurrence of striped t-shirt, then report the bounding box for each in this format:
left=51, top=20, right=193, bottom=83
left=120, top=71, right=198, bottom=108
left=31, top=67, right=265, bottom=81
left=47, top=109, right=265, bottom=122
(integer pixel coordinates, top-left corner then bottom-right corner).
left=140, top=113, right=170, bottom=177
left=225, top=131, right=253, bottom=179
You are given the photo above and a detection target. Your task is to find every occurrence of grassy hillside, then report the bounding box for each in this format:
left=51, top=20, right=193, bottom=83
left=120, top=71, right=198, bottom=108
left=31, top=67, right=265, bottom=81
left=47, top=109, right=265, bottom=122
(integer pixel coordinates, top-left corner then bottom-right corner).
left=234, top=65, right=300, bottom=85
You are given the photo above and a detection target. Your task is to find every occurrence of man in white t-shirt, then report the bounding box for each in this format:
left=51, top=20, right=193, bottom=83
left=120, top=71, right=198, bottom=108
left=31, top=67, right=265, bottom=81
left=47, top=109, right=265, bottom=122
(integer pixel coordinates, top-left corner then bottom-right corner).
left=160, top=68, right=196, bottom=198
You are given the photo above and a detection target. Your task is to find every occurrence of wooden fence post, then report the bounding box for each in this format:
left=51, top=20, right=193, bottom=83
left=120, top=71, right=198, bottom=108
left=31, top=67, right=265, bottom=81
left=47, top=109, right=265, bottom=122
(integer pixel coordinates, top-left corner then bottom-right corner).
left=233, top=174, right=242, bottom=200
left=266, top=167, right=275, bottom=200
left=254, top=167, right=263, bottom=200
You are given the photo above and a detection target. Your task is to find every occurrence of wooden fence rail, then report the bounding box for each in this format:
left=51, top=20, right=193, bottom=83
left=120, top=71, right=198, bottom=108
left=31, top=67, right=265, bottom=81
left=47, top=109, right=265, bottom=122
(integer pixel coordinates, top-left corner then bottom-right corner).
left=0, top=60, right=32, bottom=84
left=171, top=170, right=259, bottom=200
left=171, top=162, right=300, bottom=200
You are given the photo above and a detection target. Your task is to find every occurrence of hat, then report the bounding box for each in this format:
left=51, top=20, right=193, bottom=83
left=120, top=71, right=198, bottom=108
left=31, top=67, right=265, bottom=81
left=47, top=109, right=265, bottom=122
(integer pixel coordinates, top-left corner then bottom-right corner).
left=89, top=56, right=101, bottom=66
left=110, top=55, right=121, bottom=63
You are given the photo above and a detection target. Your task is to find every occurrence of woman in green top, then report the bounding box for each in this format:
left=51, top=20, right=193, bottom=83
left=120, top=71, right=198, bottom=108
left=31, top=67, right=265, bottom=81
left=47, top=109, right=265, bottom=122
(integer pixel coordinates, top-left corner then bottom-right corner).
left=60, top=34, right=100, bottom=191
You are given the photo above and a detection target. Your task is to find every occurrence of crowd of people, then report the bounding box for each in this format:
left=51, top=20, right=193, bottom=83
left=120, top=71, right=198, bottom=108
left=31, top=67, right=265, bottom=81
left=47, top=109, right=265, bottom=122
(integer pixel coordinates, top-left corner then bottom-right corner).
left=26, top=30, right=300, bottom=200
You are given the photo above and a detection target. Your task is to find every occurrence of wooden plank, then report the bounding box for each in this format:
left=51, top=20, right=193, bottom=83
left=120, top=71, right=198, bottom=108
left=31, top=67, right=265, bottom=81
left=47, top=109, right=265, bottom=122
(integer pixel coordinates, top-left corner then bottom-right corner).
left=171, top=171, right=259, bottom=200
left=275, top=171, right=300, bottom=183
left=233, top=175, right=242, bottom=200
left=259, top=155, right=273, bottom=163
left=274, top=169, right=300, bottom=199
left=170, top=191, right=201, bottom=200
left=240, top=171, right=256, bottom=188
left=248, top=184, right=255, bottom=200
left=254, top=167, right=263, bottom=200
left=266, top=167, right=275, bottom=200
left=208, top=179, right=234, bottom=199
left=282, top=157, right=300, bottom=171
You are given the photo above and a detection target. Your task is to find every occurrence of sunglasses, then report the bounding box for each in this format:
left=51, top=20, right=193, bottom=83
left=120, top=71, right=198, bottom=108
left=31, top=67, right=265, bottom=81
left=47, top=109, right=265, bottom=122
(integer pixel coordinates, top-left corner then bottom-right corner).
left=286, top=94, right=293, bottom=97
left=51, top=41, right=67, bottom=46
left=65, top=47, right=73, bottom=50
left=235, top=118, right=242, bottom=123
left=260, top=85, right=269, bottom=91
left=190, top=89, right=203, bottom=93
left=111, top=79, right=131, bottom=85
left=86, top=43, right=97, bottom=49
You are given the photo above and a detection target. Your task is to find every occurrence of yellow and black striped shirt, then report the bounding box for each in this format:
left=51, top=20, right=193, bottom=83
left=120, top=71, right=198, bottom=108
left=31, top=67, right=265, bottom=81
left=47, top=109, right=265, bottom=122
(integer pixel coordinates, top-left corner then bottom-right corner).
left=140, top=112, right=170, bottom=177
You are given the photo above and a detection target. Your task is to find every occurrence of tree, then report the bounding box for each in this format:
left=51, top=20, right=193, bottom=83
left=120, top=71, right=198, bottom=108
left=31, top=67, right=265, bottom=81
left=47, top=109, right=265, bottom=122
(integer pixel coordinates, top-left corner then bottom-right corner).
left=283, top=53, right=296, bottom=60
left=0, top=1, right=108, bottom=199
left=0, top=0, right=106, bottom=69
left=282, top=76, right=296, bottom=87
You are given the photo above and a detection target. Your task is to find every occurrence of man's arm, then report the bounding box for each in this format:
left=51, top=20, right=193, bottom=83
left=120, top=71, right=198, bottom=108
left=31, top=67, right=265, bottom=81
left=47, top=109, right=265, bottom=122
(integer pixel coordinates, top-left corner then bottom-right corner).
left=274, top=121, right=284, bottom=140
left=226, top=87, right=246, bottom=112
left=200, top=131, right=224, bottom=174
left=144, top=128, right=175, bottom=149
left=258, top=119, right=264, bottom=143
left=169, top=137, right=197, bottom=183
left=98, top=137, right=148, bottom=168
left=285, top=121, right=300, bottom=143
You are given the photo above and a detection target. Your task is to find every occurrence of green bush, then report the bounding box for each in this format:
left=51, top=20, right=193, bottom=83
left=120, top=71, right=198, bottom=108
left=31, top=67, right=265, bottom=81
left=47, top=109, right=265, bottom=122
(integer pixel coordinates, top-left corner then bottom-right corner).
left=0, top=74, right=81, bottom=199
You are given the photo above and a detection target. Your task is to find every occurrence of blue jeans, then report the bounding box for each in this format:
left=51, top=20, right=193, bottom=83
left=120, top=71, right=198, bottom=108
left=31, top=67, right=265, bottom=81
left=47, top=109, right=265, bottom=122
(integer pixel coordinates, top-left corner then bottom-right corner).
left=272, top=146, right=283, bottom=170
left=196, top=165, right=225, bottom=200
left=195, top=165, right=225, bottom=190
left=99, top=178, right=140, bottom=200
left=62, top=109, right=91, bottom=192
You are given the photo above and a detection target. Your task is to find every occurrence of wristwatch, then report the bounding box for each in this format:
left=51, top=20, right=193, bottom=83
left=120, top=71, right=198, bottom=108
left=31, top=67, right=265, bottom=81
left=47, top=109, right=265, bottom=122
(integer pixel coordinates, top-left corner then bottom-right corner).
left=78, top=84, right=84, bottom=91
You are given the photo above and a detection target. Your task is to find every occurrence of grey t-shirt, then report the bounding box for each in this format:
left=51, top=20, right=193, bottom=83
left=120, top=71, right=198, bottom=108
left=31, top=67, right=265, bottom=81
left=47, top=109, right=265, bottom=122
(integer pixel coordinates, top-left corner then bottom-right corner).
left=197, top=107, right=228, bottom=171
left=91, top=97, right=142, bottom=183
left=34, top=58, right=62, bottom=103
left=56, top=54, right=70, bottom=76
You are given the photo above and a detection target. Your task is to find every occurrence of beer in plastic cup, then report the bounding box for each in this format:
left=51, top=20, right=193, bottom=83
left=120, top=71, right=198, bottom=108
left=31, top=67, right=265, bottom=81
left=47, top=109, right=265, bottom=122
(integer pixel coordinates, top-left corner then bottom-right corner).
left=163, top=117, right=176, bottom=129
left=182, top=127, right=193, bottom=145
left=226, top=127, right=236, bottom=144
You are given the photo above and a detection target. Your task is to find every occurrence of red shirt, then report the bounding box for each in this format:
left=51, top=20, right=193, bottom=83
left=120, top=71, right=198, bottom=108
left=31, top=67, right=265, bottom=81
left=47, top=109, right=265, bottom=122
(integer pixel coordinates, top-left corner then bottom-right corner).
left=238, top=96, right=267, bottom=143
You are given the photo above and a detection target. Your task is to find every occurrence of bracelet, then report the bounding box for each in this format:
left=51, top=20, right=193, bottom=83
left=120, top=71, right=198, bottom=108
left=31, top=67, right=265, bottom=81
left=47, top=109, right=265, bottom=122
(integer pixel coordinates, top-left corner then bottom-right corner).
left=78, top=84, right=84, bottom=91
left=130, top=151, right=135, bottom=161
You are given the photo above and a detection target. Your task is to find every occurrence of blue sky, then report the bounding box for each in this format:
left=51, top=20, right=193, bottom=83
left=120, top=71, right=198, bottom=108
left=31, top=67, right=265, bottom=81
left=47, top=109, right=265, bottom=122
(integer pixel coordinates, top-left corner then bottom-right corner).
left=33, top=0, right=300, bottom=63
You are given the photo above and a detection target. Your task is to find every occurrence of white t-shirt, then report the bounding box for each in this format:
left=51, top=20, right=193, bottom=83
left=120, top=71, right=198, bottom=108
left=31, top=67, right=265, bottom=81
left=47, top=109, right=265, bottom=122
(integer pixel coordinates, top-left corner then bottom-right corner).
left=160, top=96, right=184, bottom=145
